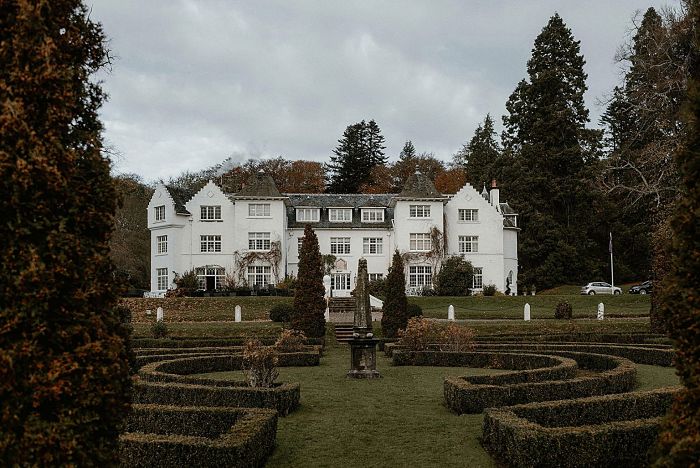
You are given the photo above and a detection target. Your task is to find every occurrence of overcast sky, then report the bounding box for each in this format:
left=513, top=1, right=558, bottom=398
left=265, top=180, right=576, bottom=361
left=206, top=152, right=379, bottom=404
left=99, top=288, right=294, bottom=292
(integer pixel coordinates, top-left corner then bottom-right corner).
left=89, top=0, right=676, bottom=182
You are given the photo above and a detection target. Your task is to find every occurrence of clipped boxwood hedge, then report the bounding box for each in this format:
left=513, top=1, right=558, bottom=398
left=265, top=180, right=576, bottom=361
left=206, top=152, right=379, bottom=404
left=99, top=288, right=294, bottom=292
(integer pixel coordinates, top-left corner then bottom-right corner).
left=133, top=336, right=325, bottom=348
left=475, top=342, right=673, bottom=366
left=134, top=380, right=299, bottom=416
left=444, top=351, right=636, bottom=414
left=120, top=404, right=277, bottom=467
left=482, top=387, right=679, bottom=468
left=474, top=332, right=666, bottom=344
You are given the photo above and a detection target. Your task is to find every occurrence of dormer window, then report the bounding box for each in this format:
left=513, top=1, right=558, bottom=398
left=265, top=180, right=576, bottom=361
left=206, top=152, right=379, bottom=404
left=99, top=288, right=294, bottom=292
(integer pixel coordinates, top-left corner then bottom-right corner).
left=329, top=208, right=352, bottom=223
left=458, top=209, right=479, bottom=222
left=505, top=214, right=517, bottom=227
left=362, top=208, right=384, bottom=223
left=409, top=205, right=430, bottom=218
left=201, top=205, right=222, bottom=221
left=154, top=205, right=166, bottom=222
left=296, top=208, right=319, bottom=222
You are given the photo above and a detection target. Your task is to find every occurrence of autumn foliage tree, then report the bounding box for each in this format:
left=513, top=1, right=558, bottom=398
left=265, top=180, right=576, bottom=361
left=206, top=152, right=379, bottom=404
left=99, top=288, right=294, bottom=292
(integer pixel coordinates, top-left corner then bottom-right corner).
left=292, top=225, right=326, bottom=338
left=381, top=251, right=409, bottom=338
left=0, top=2, right=131, bottom=465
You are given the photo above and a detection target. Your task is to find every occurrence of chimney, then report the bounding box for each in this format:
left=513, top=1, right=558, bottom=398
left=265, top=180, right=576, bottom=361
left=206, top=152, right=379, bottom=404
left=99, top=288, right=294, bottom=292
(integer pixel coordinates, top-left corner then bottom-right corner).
left=490, top=179, right=500, bottom=208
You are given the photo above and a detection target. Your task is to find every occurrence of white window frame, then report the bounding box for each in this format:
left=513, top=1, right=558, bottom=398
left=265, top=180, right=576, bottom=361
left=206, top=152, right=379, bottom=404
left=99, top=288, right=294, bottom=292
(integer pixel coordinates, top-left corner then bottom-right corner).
left=154, top=205, right=166, bottom=222
left=328, top=208, right=353, bottom=223
left=409, top=205, right=431, bottom=218
left=156, top=268, right=168, bottom=290
left=201, top=205, right=222, bottom=221
left=331, top=273, right=351, bottom=291
left=248, top=232, right=271, bottom=251
left=473, top=267, right=483, bottom=289
left=409, top=233, right=432, bottom=252
left=247, top=265, right=272, bottom=287
left=330, top=237, right=351, bottom=255
left=200, top=235, right=222, bottom=253
left=408, top=265, right=432, bottom=288
left=505, top=214, right=517, bottom=227
left=369, top=273, right=384, bottom=282
left=195, top=266, right=225, bottom=290
left=361, top=208, right=384, bottom=223
left=248, top=203, right=271, bottom=217
left=296, top=208, right=319, bottom=222
left=156, top=235, right=168, bottom=254
left=363, top=237, right=383, bottom=255
left=297, top=238, right=304, bottom=254
left=458, top=235, right=479, bottom=253
left=458, top=209, right=479, bottom=222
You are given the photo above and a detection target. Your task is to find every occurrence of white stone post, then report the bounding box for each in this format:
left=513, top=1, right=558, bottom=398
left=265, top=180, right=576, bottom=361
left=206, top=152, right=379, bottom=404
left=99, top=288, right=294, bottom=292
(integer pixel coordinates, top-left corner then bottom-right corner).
left=235, top=305, right=242, bottom=323
left=145, top=309, right=152, bottom=316
left=324, top=307, right=330, bottom=321
left=597, top=303, right=604, bottom=321
left=448, top=305, right=455, bottom=321
left=323, top=274, right=331, bottom=299
left=156, top=307, right=163, bottom=322
left=524, top=303, right=531, bottom=321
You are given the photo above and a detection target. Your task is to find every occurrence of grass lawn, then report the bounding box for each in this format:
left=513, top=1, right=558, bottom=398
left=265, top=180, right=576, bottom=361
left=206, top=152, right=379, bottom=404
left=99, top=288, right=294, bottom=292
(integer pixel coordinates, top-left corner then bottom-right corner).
left=197, top=343, right=677, bottom=467
left=412, top=294, right=650, bottom=320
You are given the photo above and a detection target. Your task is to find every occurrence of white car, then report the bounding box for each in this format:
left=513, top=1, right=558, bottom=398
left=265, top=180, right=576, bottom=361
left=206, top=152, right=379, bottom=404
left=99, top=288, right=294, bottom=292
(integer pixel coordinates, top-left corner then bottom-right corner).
left=580, top=282, right=621, bottom=295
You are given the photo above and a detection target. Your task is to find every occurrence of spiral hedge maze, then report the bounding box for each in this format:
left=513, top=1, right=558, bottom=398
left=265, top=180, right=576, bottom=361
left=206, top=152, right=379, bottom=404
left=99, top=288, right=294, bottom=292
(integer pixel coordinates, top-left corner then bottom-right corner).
left=119, top=339, right=322, bottom=467
left=387, top=334, right=679, bottom=467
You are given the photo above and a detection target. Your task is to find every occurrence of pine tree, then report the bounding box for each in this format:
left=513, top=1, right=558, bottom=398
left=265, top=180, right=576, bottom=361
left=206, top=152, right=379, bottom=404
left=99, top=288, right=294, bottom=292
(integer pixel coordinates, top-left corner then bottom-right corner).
left=454, top=114, right=501, bottom=188
left=292, top=225, right=326, bottom=338
left=381, top=251, right=408, bottom=338
left=399, top=140, right=417, bottom=160
left=327, top=120, right=386, bottom=193
left=499, top=14, right=601, bottom=288
left=0, top=2, right=131, bottom=464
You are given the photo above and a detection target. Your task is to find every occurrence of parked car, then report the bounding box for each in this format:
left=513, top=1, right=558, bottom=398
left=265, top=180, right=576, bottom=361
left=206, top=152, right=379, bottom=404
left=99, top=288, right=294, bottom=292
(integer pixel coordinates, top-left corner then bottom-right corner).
left=580, top=282, right=622, bottom=295
left=629, top=280, right=653, bottom=295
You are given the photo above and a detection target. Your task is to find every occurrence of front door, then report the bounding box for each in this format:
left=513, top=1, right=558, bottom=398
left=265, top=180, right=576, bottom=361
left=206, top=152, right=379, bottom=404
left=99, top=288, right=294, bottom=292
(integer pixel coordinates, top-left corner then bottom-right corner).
left=331, top=272, right=352, bottom=297
left=206, top=276, right=216, bottom=291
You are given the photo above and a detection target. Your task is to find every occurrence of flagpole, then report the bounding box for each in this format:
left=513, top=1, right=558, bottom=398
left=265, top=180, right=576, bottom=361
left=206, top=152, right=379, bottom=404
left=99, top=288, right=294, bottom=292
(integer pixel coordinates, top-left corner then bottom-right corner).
left=609, top=232, right=614, bottom=294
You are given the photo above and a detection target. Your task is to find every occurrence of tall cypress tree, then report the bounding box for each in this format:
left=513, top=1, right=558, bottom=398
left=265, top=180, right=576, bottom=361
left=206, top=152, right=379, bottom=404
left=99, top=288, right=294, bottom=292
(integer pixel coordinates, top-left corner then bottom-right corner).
left=454, top=114, right=501, bottom=188
left=292, top=225, right=326, bottom=338
left=0, top=2, right=131, bottom=464
left=654, top=3, right=700, bottom=459
left=499, top=14, right=601, bottom=289
left=327, top=120, right=386, bottom=193
left=381, top=251, right=408, bottom=338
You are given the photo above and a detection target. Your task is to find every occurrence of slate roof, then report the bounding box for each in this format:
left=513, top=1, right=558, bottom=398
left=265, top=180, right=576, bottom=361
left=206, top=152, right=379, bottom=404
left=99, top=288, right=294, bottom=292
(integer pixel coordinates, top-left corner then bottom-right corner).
left=286, top=194, right=394, bottom=229
left=165, top=185, right=194, bottom=215
left=395, top=172, right=444, bottom=200
left=499, top=202, right=516, bottom=215
left=234, top=172, right=284, bottom=199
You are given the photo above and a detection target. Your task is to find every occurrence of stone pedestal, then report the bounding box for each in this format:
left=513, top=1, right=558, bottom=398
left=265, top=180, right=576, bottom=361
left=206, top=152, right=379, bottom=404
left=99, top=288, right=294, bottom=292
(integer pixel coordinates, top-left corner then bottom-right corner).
left=347, top=337, right=381, bottom=379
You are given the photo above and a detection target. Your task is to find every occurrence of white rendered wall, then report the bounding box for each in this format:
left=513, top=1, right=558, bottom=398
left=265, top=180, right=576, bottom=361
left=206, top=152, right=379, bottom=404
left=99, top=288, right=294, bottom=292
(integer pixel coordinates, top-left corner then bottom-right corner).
left=184, top=181, right=237, bottom=277
left=148, top=183, right=189, bottom=291
left=503, top=228, right=518, bottom=294
left=445, top=184, right=505, bottom=291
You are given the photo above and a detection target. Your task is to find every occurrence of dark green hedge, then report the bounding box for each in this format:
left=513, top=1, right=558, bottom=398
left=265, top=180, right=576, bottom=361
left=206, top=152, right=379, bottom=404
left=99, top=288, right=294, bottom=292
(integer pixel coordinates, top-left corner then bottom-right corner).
left=474, top=332, right=665, bottom=344
left=134, top=381, right=299, bottom=416
left=444, top=351, right=637, bottom=414
left=482, top=387, right=679, bottom=468
left=475, top=342, right=673, bottom=366
left=120, top=404, right=277, bottom=467
left=135, top=349, right=320, bottom=370
left=133, top=337, right=325, bottom=348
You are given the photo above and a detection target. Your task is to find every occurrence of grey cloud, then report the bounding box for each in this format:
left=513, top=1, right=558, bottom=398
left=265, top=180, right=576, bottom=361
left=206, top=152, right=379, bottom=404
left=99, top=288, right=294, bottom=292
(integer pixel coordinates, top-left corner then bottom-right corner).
left=91, top=0, right=677, bottom=181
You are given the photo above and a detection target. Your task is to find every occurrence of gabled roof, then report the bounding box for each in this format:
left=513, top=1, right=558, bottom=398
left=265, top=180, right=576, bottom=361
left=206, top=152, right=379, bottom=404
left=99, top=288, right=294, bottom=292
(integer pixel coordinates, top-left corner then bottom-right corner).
left=164, top=185, right=194, bottom=215
left=234, top=172, right=285, bottom=199
left=395, top=172, right=444, bottom=199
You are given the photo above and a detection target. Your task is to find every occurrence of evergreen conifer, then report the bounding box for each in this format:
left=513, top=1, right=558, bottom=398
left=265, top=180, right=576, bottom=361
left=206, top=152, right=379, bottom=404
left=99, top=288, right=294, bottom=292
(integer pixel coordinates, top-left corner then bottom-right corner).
left=292, top=225, right=326, bottom=337
left=381, top=251, right=409, bottom=338
left=0, top=2, right=132, bottom=464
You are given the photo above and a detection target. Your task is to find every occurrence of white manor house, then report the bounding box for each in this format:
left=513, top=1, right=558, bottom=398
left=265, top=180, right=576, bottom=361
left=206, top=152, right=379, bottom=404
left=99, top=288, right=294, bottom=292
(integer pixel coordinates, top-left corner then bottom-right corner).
left=148, top=172, right=519, bottom=297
